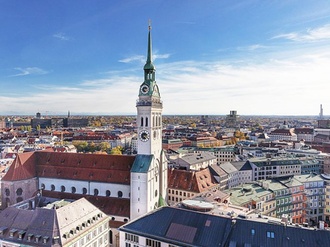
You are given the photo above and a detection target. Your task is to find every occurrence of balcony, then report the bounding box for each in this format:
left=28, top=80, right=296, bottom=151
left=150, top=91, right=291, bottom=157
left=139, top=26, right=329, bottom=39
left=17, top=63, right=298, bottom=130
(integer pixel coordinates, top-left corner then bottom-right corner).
left=136, top=99, right=163, bottom=108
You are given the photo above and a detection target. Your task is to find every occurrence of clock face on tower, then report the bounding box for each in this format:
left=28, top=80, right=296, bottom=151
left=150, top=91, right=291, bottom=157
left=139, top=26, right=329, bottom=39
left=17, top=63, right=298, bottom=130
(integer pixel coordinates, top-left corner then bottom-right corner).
left=140, top=85, right=149, bottom=94
left=139, top=130, right=150, bottom=142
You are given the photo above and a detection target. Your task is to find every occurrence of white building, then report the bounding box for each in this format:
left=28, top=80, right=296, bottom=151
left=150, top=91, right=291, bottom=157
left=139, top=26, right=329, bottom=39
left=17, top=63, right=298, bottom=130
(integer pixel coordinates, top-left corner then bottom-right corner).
left=0, top=197, right=110, bottom=247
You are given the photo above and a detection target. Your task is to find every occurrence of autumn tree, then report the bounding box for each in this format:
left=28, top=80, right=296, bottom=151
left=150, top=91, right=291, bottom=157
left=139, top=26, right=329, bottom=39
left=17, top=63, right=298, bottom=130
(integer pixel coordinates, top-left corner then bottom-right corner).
left=99, top=142, right=111, bottom=153
left=72, top=141, right=88, bottom=153
left=110, top=146, right=123, bottom=155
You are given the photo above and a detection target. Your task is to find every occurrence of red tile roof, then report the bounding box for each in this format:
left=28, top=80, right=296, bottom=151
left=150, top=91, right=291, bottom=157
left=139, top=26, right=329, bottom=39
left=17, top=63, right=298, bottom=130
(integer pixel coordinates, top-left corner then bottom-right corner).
left=2, top=152, right=36, bottom=181
left=3, top=151, right=135, bottom=184
left=42, top=190, right=130, bottom=217
left=168, top=168, right=217, bottom=193
left=36, top=151, right=134, bottom=184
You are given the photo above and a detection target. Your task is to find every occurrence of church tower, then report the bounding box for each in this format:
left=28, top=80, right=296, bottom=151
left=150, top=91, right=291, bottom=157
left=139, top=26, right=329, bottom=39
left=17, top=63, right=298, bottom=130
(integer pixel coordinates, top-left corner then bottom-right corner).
left=130, top=22, right=167, bottom=220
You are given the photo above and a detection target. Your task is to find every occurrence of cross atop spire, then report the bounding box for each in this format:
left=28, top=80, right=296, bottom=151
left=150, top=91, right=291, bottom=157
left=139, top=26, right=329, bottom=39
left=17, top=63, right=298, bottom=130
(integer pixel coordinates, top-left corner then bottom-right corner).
left=148, top=19, right=152, bottom=31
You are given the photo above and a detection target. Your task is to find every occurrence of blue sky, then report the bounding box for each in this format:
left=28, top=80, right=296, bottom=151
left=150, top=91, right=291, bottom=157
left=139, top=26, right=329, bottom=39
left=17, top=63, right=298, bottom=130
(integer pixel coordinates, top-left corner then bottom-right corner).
left=1, top=0, right=330, bottom=116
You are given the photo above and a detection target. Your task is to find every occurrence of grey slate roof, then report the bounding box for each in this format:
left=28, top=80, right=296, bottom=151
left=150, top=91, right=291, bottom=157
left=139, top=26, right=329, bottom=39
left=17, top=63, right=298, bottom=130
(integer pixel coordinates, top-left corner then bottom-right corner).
left=0, top=197, right=109, bottom=247
left=130, top=154, right=153, bottom=173
left=220, top=162, right=238, bottom=174
left=0, top=206, right=60, bottom=246
left=230, top=218, right=330, bottom=247
left=121, top=207, right=330, bottom=247
left=231, top=161, right=250, bottom=171
left=179, top=152, right=216, bottom=165
left=120, top=206, right=232, bottom=247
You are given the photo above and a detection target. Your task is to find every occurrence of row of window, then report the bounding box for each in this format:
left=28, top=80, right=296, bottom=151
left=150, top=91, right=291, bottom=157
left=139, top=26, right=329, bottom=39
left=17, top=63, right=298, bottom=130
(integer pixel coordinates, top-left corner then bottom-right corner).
left=251, top=229, right=275, bottom=239
left=168, top=189, right=192, bottom=197
left=4, top=188, right=23, bottom=196
left=124, top=236, right=162, bottom=247
left=42, top=184, right=124, bottom=198
left=140, top=115, right=162, bottom=128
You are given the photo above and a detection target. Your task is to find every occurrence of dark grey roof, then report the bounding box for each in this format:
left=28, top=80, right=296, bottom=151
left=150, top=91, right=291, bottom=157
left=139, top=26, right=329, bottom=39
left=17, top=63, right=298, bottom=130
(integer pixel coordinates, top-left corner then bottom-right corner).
left=230, top=218, right=330, bottom=247
left=0, top=207, right=59, bottom=246
left=231, top=161, right=250, bottom=171
left=239, top=161, right=252, bottom=171
left=120, top=206, right=232, bottom=247
left=120, top=207, right=330, bottom=247
left=130, top=154, right=153, bottom=173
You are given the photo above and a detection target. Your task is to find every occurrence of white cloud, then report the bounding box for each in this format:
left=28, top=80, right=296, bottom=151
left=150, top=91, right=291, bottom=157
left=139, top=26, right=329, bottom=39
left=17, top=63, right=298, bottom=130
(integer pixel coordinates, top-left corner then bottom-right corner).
left=237, top=44, right=267, bottom=51
left=154, top=53, right=171, bottom=59
left=2, top=41, right=330, bottom=115
left=53, top=32, right=71, bottom=41
left=119, top=55, right=145, bottom=63
left=11, top=67, right=48, bottom=77
left=273, top=24, right=330, bottom=42
left=119, top=53, right=170, bottom=63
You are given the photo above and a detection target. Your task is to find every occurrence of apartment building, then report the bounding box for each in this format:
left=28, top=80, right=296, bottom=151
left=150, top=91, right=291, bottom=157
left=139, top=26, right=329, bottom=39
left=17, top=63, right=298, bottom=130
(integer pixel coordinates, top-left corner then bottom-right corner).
left=249, top=157, right=301, bottom=181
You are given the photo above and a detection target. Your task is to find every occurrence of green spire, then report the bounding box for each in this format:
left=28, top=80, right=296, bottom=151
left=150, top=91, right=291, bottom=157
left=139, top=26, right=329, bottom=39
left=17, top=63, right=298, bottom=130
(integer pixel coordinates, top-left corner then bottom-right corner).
left=144, top=20, right=155, bottom=71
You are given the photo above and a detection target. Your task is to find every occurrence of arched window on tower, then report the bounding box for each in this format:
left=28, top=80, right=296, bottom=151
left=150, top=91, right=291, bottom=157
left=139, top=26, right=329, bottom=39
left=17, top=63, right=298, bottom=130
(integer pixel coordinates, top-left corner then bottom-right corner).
left=153, top=115, right=155, bottom=127
left=146, top=117, right=148, bottom=127
left=141, top=117, right=143, bottom=127
left=16, top=188, right=23, bottom=196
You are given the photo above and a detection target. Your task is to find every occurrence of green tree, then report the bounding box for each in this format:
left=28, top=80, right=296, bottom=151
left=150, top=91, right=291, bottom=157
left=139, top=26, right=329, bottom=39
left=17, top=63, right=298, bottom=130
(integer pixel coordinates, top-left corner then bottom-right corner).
left=72, top=141, right=88, bottom=153
left=99, top=142, right=111, bottom=153
left=110, top=146, right=123, bottom=155
left=87, top=142, right=97, bottom=153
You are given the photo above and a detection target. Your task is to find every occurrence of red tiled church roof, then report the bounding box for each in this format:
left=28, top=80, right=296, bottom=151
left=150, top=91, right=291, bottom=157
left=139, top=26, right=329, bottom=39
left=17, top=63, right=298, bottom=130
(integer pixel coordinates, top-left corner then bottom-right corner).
left=3, top=151, right=136, bottom=184
left=2, top=152, right=36, bottom=181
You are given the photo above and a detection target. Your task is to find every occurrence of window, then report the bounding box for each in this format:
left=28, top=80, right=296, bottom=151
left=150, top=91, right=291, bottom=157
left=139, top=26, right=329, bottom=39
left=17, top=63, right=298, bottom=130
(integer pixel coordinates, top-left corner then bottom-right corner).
left=146, top=238, right=161, bottom=247
left=51, top=184, right=55, bottom=191
left=267, top=231, right=275, bottom=238
left=5, top=188, right=10, bottom=196
left=71, top=187, right=76, bottom=194
left=61, top=186, right=66, bottom=192
left=109, top=230, right=113, bottom=244
left=251, top=229, right=255, bottom=236
left=82, top=188, right=87, bottom=194
left=125, top=233, right=139, bottom=243
left=106, top=190, right=111, bottom=197
left=118, top=191, right=123, bottom=198
left=94, top=189, right=99, bottom=196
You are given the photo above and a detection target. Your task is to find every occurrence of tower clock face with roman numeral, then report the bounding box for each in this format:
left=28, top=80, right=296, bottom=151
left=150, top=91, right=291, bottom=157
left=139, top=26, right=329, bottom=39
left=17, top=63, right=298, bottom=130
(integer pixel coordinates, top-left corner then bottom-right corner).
left=139, top=130, right=150, bottom=142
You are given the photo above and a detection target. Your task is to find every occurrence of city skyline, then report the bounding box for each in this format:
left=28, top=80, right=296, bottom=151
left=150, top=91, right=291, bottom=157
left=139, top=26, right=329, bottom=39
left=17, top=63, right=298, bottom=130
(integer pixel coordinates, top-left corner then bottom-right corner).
left=1, top=1, right=330, bottom=116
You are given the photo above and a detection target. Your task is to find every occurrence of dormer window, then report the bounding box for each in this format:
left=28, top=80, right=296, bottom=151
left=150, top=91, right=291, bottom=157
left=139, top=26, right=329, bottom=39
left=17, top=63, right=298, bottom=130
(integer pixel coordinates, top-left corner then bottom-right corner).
left=43, top=236, right=49, bottom=244
left=27, top=233, right=34, bottom=241
left=35, top=235, right=41, bottom=243
left=9, top=229, right=17, bottom=237
left=18, top=230, right=26, bottom=239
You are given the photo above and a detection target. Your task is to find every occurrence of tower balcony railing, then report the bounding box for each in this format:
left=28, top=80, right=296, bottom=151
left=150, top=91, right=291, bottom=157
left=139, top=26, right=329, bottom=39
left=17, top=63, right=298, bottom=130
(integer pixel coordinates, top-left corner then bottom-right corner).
left=136, top=99, right=163, bottom=108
